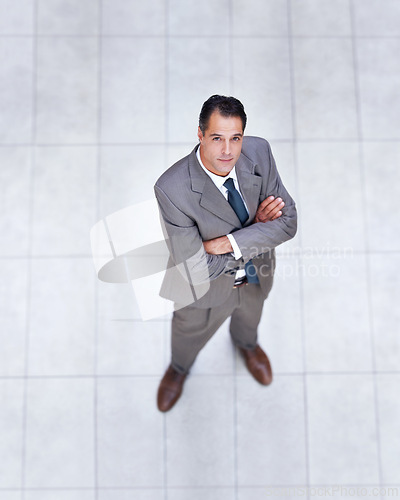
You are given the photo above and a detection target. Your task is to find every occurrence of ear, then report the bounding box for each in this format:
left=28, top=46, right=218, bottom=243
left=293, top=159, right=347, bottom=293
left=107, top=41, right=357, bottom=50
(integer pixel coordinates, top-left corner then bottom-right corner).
left=197, top=126, right=203, bottom=142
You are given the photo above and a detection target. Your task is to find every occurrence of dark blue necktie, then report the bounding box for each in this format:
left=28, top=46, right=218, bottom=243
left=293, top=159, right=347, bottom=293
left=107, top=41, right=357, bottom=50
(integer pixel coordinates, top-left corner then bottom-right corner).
left=223, top=178, right=259, bottom=284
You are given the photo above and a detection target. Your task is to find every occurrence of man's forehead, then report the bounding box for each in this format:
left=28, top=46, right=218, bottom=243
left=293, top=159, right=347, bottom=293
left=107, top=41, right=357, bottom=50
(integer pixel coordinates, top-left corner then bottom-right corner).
left=205, top=113, right=243, bottom=135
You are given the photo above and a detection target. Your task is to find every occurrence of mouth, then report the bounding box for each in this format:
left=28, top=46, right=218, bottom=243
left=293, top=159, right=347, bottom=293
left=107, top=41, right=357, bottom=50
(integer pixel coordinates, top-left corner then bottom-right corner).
left=218, top=158, right=233, bottom=163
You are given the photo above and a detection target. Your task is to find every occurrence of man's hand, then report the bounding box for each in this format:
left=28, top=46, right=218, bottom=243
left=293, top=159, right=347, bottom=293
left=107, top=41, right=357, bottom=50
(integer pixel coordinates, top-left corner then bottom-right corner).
left=203, top=196, right=284, bottom=255
left=254, top=196, right=285, bottom=223
left=203, top=236, right=233, bottom=255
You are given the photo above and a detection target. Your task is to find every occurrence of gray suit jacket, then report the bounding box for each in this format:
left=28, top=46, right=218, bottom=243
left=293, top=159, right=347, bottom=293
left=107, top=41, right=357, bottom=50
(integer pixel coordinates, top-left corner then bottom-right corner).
left=154, top=136, right=297, bottom=309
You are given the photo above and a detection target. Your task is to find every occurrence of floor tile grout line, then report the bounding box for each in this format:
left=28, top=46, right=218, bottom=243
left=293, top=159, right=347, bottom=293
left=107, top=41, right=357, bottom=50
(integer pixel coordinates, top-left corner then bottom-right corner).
left=93, top=1, right=103, bottom=498
left=1, top=483, right=399, bottom=488
left=228, top=0, right=234, bottom=97
left=2, top=4, right=396, bottom=496
left=287, top=0, right=311, bottom=495
left=20, top=160, right=33, bottom=500
left=349, top=0, right=370, bottom=256
left=2, top=248, right=400, bottom=261
left=163, top=2, right=170, bottom=498
left=2, top=33, right=400, bottom=39
left=2, top=370, right=400, bottom=380
left=3, top=484, right=398, bottom=492
left=20, top=1, right=38, bottom=498
left=233, top=350, right=239, bottom=498
left=349, top=0, right=384, bottom=492
left=2, top=138, right=400, bottom=147
left=229, top=2, right=240, bottom=497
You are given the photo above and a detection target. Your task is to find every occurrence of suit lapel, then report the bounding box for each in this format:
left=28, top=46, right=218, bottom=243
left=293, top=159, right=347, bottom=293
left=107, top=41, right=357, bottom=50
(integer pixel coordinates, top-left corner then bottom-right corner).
left=199, top=178, right=242, bottom=227
left=188, top=145, right=262, bottom=227
left=189, top=147, right=241, bottom=227
left=236, top=153, right=263, bottom=224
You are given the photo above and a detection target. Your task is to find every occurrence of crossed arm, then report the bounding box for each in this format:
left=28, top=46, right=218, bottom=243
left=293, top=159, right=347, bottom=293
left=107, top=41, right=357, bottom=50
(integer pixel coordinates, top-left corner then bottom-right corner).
left=203, top=195, right=285, bottom=255
left=155, top=139, right=297, bottom=282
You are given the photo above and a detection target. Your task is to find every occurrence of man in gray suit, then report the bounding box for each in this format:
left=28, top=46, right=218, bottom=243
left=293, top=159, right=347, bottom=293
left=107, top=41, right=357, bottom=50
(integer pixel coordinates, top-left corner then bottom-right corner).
left=154, top=95, right=297, bottom=412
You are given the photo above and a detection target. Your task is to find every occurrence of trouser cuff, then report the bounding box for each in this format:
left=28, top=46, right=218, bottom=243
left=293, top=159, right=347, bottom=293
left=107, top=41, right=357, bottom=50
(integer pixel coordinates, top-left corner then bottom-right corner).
left=171, top=359, right=189, bottom=375
left=232, top=339, right=257, bottom=351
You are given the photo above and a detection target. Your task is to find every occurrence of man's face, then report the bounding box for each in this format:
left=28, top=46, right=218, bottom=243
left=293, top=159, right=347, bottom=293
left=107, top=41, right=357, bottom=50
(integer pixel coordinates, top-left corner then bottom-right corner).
left=197, top=111, right=243, bottom=176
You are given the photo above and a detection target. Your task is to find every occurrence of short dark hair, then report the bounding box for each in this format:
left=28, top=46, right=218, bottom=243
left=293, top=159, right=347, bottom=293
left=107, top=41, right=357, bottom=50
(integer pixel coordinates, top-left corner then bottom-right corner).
left=199, top=95, right=247, bottom=134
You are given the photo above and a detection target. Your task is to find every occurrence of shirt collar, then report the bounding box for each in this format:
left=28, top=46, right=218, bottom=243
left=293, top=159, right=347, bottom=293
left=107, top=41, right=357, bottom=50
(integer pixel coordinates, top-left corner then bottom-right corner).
left=196, top=145, right=237, bottom=189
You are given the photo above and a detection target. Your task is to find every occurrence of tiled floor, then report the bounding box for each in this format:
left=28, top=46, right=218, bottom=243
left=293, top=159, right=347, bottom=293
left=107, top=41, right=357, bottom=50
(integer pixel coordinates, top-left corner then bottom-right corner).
left=0, top=1, right=399, bottom=499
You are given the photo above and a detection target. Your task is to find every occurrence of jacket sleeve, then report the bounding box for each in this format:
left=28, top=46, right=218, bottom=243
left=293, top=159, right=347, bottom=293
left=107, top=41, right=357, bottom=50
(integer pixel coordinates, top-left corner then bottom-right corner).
left=154, top=184, right=243, bottom=283
left=232, top=141, right=297, bottom=262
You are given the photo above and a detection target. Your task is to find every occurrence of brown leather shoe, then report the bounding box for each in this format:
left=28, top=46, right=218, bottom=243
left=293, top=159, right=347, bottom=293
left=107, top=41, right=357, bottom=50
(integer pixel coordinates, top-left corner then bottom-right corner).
left=239, top=345, right=273, bottom=385
left=157, top=364, right=187, bottom=412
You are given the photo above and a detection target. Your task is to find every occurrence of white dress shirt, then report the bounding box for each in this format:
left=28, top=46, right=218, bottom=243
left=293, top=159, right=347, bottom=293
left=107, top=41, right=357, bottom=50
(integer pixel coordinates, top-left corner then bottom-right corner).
left=196, top=146, right=246, bottom=280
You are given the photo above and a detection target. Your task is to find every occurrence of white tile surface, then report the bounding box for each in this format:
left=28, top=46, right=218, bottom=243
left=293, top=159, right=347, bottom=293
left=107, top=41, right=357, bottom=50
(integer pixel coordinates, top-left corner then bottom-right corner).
left=307, top=374, right=379, bottom=484
left=100, top=145, right=166, bottom=218
left=363, top=142, right=400, bottom=251
left=98, top=491, right=163, bottom=500
left=270, top=142, right=297, bottom=211
left=238, top=487, right=305, bottom=500
left=97, top=320, right=166, bottom=376
left=269, top=142, right=299, bottom=255
left=353, top=0, right=400, bottom=36
left=98, top=281, right=145, bottom=323
left=32, top=146, right=97, bottom=256
left=232, top=0, right=288, bottom=36
left=236, top=375, right=307, bottom=485
left=232, top=38, right=292, bottom=140
left=25, top=378, right=95, bottom=488
left=377, top=374, right=400, bottom=484
left=189, top=319, right=235, bottom=375
left=0, top=38, right=33, bottom=143
left=291, top=0, right=351, bottom=36
left=254, top=257, right=304, bottom=374
left=102, top=0, right=165, bottom=35
left=0, top=147, right=31, bottom=256
left=168, top=489, right=235, bottom=500
left=0, top=493, right=21, bottom=500
left=297, top=142, right=365, bottom=251
left=293, top=38, right=357, bottom=139
left=97, top=274, right=172, bottom=325
left=2, top=0, right=399, bottom=495
left=0, top=259, right=28, bottom=376
left=167, top=144, right=195, bottom=168
left=168, top=38, right=230, bottom=143
left=356, top=39, right=400, bottom=140
left=37, top=0, right=99, bottom=35
left=28, top=258, right=95, bottom=376
left=0, top=379, right=24, bottom=488
left=166, top=376, right=235, bottom=487
left=168, top=0, right=230, bottom=36
left=302, top=254, right=372, bottom=372
left=0, top=0, right=34, bottom=34
left=370, top=254, right=400, bottom=372
left=36, top=37, right=98, bottom=144
left=25, top=492, right=95, bottom=500
left=101, top=38, right=165, bottom=144
left=97, top=377, right=164, bottom=487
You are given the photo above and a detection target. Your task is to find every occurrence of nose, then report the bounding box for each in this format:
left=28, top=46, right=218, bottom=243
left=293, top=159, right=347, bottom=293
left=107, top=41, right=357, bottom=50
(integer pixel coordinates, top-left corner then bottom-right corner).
left=222, top=139, right=231, bottom=155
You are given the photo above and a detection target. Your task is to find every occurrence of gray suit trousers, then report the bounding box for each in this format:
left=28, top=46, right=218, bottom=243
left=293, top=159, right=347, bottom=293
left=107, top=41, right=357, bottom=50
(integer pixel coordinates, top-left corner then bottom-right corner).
left=171, top=279, right=273, bottom=374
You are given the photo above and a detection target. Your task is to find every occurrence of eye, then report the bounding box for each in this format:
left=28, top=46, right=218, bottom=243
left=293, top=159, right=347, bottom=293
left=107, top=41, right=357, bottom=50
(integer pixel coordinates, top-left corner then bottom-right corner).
left=213, top=137, right=221, bottom=141
left=232, top=137, right=241, bottom=141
